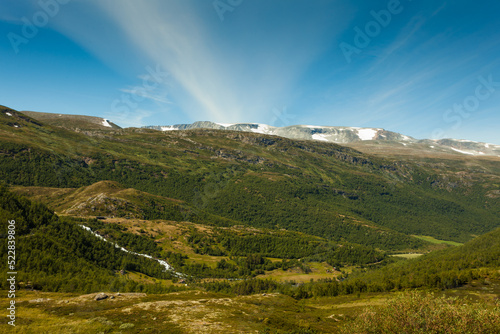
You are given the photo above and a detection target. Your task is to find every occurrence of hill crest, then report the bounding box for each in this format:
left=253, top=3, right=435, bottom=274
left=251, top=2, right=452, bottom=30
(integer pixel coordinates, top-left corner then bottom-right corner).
left=20, top=110, right=121, bottom=131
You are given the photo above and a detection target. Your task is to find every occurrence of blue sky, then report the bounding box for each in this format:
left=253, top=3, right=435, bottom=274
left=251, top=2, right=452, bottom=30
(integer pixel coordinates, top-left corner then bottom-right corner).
left=1, top=0, right=499, bottom=144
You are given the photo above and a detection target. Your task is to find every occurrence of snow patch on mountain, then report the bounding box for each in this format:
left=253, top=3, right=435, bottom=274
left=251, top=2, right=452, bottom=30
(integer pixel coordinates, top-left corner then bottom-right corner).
left=312, top=134, right=329, bottom=142
left=161, top=126, right=178, bottom=131
left=450, top=148, right=476, bottom=155
left=356, top=128, right=378, bottom=141
left=302, top=125, right=330, bottom=129
left=402, top=135, right=412, bottom=141
left=101, top=119, right=112, bottom=128
left=250, top=124, right=273, bottom=134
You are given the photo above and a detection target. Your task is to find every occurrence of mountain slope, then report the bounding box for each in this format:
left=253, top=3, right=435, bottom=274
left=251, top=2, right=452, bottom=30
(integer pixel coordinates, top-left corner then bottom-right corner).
left=12, top=180, right=186, bottom=219
left=1, top=106, right=499, bottom=247
left=20, top=109, right=121, bottom=131
left=344, top=224, right=500, bottom=292
left=0, top=185, right=174, bottom=293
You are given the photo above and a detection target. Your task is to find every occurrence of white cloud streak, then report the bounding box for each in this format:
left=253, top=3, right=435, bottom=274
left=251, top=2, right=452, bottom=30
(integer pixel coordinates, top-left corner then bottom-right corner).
left=49, top=0, right=349, bottom=123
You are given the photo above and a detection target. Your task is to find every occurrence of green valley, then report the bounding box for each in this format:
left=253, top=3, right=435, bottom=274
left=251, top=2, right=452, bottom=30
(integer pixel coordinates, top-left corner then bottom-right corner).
left=1, top=106, right=500, bottom=333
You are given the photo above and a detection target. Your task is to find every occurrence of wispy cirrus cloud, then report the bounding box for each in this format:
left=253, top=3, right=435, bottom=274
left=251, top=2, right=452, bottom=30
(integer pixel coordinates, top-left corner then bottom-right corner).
left=48, top=0, right=350, bottom=123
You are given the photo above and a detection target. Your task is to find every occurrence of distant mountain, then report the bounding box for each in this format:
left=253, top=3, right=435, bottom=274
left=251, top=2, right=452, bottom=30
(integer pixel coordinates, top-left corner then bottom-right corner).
left=145, top=122, right=413, bottom=142
left=419, top=138, right=500, bottom=157
left=19, top=109, right=121, bottom=131
left=144, top=121, right=500, bottom=157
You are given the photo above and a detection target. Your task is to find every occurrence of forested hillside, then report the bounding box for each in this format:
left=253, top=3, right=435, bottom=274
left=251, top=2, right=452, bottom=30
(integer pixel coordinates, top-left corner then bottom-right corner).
left=0, top=185, right=180, bottom=293
left=200, top=224, right=500, bottom=298
left=0, top=186, right=388, bottom=291
left=2, top=106, right=499, bottom=248
left=347, top=225, right=500, bottom=291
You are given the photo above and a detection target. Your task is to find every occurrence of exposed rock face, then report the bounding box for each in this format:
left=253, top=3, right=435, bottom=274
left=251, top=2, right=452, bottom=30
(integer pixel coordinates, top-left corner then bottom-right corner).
left=29, top=298, right=52, bottom=303
left=95, top=293, right=108, bottom=301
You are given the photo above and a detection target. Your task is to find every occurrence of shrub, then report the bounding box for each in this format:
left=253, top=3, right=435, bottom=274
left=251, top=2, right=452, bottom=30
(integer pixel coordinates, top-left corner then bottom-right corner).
left=339, top=291, right=500, bottom=333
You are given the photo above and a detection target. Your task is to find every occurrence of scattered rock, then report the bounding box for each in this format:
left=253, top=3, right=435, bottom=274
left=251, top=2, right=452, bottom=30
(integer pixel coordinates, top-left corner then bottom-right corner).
left=119, top=323, right=135, bottom=329
left=110, top=296, right=115, bottom=300
left=88, top=317, right=114, bottom=326
left=95, top=293, right=108, bottom=301
left=29, top=298, right=51, bottom=303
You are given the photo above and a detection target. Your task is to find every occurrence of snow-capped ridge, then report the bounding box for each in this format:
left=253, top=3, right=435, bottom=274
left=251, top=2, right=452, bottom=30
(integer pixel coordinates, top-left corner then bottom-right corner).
left=142, top=122, right=500, bottom=157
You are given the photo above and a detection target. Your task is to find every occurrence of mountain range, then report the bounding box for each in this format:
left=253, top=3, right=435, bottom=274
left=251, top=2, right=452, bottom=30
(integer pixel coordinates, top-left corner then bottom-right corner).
left=11, top=110, right=499, bottom=157
left=146, top=121, right=500, bottom=157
